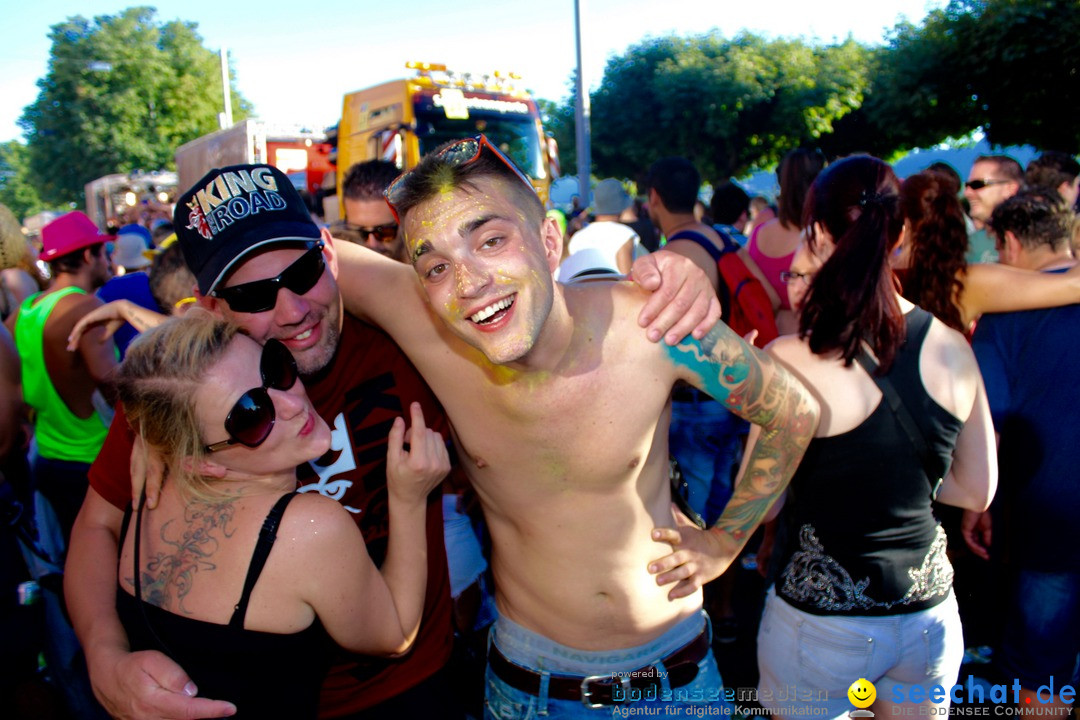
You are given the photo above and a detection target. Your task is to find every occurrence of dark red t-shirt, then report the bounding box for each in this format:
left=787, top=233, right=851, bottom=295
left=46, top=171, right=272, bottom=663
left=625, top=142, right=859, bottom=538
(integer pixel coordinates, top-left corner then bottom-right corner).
left=90, top=315, right=453, bottom=717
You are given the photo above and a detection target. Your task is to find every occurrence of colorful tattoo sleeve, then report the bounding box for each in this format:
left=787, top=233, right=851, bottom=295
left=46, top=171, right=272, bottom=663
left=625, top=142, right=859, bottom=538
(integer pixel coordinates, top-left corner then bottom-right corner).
left=667, top=325, right=819, bottom=542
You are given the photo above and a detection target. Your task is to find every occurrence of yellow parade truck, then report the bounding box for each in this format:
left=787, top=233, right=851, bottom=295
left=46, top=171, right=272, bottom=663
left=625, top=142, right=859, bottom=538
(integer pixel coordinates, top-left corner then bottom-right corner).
left=330, top=61, right=558, bottom=219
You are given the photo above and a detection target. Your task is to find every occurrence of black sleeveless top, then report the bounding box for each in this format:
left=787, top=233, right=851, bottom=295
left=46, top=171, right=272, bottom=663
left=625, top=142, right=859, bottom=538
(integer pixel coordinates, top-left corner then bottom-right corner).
left=775, top=308, right=963, bottom=616
left=117, top=493, right=332, bottom=718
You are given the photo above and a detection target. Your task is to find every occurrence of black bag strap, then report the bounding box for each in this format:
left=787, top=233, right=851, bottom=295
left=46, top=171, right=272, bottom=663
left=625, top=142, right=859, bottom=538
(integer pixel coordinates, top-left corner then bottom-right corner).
left=854, top=345, right=941, bottom=495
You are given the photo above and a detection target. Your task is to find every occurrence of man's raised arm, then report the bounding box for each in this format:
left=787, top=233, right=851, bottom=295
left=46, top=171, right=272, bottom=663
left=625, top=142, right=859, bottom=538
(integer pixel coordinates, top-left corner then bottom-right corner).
left=333, top=238, right=426, bottom=329
left=648, top=324, right=819, bottom=599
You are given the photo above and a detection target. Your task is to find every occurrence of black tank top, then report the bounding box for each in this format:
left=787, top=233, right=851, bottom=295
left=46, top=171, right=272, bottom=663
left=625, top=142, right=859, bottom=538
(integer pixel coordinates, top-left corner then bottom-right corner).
left=117, top=493, right=332, bottom=718
left=775, top=308, right=963, bottom=616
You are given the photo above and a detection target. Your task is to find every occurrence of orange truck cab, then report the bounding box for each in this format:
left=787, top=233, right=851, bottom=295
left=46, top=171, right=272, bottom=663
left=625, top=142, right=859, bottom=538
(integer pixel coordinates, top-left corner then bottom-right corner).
left=331, top=61, right=557, bottom=219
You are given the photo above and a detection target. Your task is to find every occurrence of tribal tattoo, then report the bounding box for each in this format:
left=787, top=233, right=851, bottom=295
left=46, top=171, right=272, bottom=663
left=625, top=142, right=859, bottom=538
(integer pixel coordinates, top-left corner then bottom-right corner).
left=668, top=324, right=819, bottom=542
left=134, top=499, right=238, bottom=614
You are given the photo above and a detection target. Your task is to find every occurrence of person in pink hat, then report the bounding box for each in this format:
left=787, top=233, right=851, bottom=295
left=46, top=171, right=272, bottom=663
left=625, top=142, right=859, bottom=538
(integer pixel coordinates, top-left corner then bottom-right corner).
left=5, top=210, right=117, bottom=542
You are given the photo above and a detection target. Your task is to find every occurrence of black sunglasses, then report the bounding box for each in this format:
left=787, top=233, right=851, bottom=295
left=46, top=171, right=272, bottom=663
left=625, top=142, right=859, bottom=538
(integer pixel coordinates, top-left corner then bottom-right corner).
left=346, top=223, right=398, bottom=243
left=211, top=241, right=326, bottom=314
left=203, top=339, right=299, bottom=453
left=965, top=179, right=1011, bottom=191
left=384, top=135, right=534, bottom=223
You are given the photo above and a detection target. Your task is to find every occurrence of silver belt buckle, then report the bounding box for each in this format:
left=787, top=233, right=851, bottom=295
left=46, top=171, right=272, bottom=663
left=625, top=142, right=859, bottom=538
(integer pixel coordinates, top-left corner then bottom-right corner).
left=580, top=674, right=630, bottom=708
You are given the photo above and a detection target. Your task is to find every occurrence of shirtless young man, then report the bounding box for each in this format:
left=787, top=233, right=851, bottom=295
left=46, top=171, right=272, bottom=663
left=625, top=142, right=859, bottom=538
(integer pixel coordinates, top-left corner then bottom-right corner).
left=333, top=136, right=820, bottom=716
left=65, top=162, right=723, bottom=720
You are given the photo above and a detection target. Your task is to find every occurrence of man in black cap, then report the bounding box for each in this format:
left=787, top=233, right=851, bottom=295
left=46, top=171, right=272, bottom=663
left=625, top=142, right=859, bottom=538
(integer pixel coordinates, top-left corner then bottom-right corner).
left=68, top=163, right=459, bottom=720
left=66, top=163, right=720, bottom=720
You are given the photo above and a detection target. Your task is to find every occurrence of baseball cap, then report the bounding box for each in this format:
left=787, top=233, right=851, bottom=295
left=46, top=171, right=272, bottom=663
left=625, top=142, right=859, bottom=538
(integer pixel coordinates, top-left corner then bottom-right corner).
left=40, top=211, right=115, bottom=262
left=592, top=178, right=631, bottom=216
left=112, top=230, right=152, bottom=271
left=175, top=164, right=321, bottom=295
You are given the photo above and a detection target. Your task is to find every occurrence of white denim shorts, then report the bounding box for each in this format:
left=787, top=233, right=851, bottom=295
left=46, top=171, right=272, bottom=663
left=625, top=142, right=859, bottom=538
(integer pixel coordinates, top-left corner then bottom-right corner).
left=756, top=587, right=963, bottom=720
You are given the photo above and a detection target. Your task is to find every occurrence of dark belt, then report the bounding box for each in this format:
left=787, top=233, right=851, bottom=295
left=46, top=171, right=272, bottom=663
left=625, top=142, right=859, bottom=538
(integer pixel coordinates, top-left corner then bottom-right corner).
left=488, top=628, right=710, bottom=708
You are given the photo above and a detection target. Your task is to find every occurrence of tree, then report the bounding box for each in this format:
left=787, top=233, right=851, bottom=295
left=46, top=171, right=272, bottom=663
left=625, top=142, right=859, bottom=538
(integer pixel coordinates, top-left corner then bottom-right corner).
left=0, top=141, right=48, bottom=222
left=821, top=0, right=1080, bottom=158
left=586, top=32, right=871, bottom=185
left=19, top=7, right=252, bottom=206
left=536, top=95, right=577, bottom=177
left=961, top=0, right=1080, bottom=152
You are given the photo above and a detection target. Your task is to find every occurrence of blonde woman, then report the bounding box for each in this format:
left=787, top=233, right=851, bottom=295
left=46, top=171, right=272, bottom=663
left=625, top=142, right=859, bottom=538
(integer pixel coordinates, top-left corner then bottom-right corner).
left=112, top=311, right=448, bottom=718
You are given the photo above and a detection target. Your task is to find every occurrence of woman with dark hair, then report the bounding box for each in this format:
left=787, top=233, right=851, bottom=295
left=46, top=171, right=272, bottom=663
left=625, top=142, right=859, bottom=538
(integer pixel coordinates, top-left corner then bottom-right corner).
left=747, top=148, right=826, bottom=334
left=895, top=169, right=1080, bottom=335
left=755, top=156, right=996, bottom=719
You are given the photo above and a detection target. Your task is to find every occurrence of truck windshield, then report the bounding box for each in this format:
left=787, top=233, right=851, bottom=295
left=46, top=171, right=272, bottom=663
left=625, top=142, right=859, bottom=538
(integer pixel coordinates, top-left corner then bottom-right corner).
left=414, top=93, right=543, bottom=180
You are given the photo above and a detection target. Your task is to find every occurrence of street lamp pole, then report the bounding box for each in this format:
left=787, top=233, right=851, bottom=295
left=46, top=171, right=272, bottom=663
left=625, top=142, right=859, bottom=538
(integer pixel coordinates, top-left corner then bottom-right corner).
left=573, top=0, right=591, bottom=207
left=219, top=48, right=234, bottom=129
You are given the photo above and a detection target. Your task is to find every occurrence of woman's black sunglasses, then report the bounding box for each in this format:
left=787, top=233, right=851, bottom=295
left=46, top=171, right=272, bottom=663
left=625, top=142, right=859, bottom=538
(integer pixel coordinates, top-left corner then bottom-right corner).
left=203, top=339, right=299, bottom=453
left=210, top=242, right=326, bottom=314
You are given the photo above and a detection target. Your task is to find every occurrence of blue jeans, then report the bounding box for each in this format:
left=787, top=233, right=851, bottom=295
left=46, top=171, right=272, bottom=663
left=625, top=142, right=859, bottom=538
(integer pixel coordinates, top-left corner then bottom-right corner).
left=484, top=612, right=731, bottom=719
left=1000, top=568, right=1080, bottom=691
left=669, top=394, right=747, bottom=526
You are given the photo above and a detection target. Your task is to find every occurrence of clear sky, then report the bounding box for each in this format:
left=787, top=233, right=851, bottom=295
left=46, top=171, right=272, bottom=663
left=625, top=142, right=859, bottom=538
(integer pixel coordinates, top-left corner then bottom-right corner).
left=2, top=0, right=941, bottom=144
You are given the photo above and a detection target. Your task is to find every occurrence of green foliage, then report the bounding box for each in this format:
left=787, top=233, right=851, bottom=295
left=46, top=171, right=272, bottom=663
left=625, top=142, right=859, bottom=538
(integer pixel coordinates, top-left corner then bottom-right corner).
left=960, top=0, right=1080, bottom=151
left=821, top=0, right=1080, bottom=157
left=584, top=32, right=871, bottom=185
left=0, top=141, right=48, bottom=221
left=19, top=7, right=252, bottom=206
left=546, top=0, right=1077, bottom=181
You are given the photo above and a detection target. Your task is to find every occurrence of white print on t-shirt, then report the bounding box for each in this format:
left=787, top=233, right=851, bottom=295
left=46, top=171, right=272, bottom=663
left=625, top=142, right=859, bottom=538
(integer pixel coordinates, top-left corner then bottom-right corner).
left=298, top=412, right=361, bottom=514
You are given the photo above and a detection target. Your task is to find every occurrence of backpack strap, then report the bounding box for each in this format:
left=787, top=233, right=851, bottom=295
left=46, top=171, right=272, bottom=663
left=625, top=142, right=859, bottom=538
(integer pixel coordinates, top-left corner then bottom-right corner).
left=668, top=230, right=724, bottom=263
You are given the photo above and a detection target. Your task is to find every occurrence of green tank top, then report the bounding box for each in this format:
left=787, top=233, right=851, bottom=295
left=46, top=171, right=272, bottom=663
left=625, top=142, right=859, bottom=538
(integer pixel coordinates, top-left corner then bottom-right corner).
left=16, top=287, right=108, bottom=462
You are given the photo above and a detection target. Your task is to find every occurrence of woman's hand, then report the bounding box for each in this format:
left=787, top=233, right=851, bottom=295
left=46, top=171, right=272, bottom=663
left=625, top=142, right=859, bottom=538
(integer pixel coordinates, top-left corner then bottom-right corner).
left=386, top=402, right=450, bottom=505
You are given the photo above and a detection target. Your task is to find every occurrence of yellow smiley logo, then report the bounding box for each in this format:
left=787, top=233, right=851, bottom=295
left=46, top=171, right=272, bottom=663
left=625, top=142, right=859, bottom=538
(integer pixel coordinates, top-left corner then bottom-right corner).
left=848, top=678, right=876, bottom=708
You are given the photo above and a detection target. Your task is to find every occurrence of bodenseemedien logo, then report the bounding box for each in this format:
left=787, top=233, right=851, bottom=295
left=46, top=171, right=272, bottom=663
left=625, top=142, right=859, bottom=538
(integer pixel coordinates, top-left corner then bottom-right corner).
left=848, top=678, right=876, bottom=718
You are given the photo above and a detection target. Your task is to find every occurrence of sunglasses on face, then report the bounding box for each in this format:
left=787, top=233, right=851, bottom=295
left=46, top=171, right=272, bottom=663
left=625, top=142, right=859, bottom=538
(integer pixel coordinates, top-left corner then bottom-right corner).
left=384, top=135, right=535, bottom=222
left=965, top=179, right=1011, bottom=191
left=346, top=223, right=398, bottom=243
left=204, top=339, right=299, bottom=453
left=210, top=242, right=326, bottom=314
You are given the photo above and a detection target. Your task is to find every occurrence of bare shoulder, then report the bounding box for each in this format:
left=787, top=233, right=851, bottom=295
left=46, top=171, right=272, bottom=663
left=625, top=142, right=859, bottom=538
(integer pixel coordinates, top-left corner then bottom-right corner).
left=284, top=491, right=356, bottom=524
left=920, top=316, right=979, bottom=420
left=563, top=280, right=670, bottom=359
left=764, top=333, right=810, bottom=364
left=279, top=493, right=362, bottom=553
left=923, top=316, right=978, bottom=373
left=55, top=291, right=104, bottom=322
left=564, top=278, right=647, bottom=321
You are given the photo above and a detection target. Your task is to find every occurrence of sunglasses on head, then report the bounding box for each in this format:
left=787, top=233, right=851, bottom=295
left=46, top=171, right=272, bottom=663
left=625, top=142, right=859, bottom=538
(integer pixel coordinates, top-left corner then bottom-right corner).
left=204, top=339, right=299, bottom=453
left=965, top=179, right=1011, bottom=191
left=346, top=222, right=398, bottom=243
left=210, top=241, right=325, bottom=314
left=384, top=135, right=535, bottom=222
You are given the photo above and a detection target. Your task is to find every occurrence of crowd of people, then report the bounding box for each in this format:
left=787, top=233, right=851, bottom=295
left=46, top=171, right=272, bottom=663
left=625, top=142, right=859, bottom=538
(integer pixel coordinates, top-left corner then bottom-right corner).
left=0, top=139, right=1076, bottom=720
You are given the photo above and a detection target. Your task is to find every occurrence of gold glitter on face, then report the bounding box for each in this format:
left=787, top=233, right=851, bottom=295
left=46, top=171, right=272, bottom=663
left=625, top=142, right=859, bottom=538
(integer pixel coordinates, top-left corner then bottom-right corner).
left=401, top=177, right=557, bottom=366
